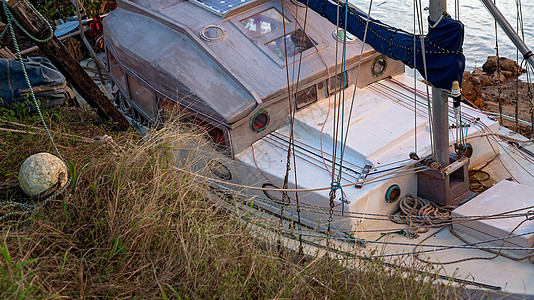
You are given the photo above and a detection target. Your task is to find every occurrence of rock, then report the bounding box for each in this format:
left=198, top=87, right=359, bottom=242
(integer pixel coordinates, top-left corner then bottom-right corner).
left=474, top=97, right=484, bottom=108
left=482, top=56, right=525, bottom=78
left=482, top=56, right=498, bottom=74
left=491, top=72, right=506, bottom=83
left=472, top=68, right=488, bottom=76
left=479, top=75, right=490, bottom=86
left=462, top=71, right=481, bottom=100
left=502, top=70, right=513, bottom=78
left=18, top=153, right=68, bottom=198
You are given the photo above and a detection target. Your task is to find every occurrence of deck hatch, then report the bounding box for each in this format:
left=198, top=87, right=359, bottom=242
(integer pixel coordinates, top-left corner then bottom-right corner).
left=240, top=8, right=289, bottom=36
left=265, top=29, right=316, bottom=61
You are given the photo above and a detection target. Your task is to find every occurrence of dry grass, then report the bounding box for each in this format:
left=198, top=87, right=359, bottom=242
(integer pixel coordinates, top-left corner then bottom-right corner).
left=0, top=106, right=465, bottom=299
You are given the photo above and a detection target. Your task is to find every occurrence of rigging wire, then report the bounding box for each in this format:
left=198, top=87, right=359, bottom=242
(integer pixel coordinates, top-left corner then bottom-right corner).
left=415, top=0, right=437, bottom=162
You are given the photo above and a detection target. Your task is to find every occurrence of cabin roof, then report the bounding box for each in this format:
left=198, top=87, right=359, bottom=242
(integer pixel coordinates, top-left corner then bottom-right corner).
left=108, top=0, right=375, bottom=124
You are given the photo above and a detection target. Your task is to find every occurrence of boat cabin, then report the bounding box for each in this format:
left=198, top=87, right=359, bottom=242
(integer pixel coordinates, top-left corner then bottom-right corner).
left=104, top=0, right=404, bottom=155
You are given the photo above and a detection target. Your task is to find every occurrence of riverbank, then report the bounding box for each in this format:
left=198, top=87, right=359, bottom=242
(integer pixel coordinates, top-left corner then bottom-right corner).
left=462, top=56, right=533, bottom=138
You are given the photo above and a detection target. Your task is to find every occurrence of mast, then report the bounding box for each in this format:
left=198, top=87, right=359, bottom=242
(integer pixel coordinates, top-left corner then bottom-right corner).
left=416, top=0, right=471, bottom=207
left=429, top=0, right=449, bottom=168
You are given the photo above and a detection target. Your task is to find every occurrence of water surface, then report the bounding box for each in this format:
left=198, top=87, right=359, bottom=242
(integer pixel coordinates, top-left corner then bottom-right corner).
left=348, top=0, right=534, bottom=74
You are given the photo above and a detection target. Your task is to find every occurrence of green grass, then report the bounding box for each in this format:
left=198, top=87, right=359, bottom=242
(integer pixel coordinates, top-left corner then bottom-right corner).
left=0, top=106, right=464, bottom=299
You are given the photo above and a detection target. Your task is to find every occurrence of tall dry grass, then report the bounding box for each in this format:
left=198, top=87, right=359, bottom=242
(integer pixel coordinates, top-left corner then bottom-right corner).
left=0, top=107, right=465, bottom=299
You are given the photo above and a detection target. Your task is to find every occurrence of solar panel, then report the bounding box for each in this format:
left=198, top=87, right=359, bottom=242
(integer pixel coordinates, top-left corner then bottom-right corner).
left=190, top=0, right=255, bottom=16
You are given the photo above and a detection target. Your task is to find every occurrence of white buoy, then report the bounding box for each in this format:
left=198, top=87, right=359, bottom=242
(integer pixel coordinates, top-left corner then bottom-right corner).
left=18, top=153, right=68, bottom=198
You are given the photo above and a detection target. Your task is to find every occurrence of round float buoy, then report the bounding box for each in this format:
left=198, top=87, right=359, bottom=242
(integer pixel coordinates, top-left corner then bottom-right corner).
left=18, top=153, right=68, bottom=198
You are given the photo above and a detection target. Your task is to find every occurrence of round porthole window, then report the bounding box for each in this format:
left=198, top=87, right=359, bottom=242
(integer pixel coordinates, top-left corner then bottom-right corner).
left=464, top=143, right=473, bottom=158
left=250, top=110, right=270, bottom=133
left=262, top=183, right=290, bottom=205
left=372, top=55, right=387, bottom=78
left=207, top=159, right=232, bottom=180
left=333, top=28, right=357, bottom=43
left=385, top=184, right=401, bottom=203
left=200, top=25, right=226, bottom=42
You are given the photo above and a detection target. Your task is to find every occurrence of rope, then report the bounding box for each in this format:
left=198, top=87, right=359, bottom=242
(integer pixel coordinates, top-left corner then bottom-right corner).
left=415, top=216, right=534, bottom=265
left=0, top=1, right=70, bottom=227
left=390, top=195, right=456, bottom=238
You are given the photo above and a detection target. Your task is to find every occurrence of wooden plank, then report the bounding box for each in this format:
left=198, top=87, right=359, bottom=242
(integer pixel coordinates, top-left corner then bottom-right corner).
left=5, top=0, right=130, bottom=130
left=0, top=47, right=16, bottom=59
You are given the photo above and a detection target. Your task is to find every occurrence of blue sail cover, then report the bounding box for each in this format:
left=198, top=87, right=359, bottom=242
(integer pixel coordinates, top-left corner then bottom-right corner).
left=299, top=0, right=465, bottom=89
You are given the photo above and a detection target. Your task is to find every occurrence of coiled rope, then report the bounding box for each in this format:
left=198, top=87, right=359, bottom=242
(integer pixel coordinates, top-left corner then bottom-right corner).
left=389, top=195, right=456, bottom=238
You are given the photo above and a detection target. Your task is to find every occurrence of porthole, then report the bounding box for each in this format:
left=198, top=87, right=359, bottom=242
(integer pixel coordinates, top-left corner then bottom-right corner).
left=464, top=143, right=473, bottom=158
left=332, top=28, right=357, bottom=43
left=262, top=183, right=290, bottom=205
left=200, top=25, right=226, bottom=42
left=385, top=184, right=401, bottom=203
left=372, top=56, right=387, bottom=78
left=250, top=109, right=270, bottom=133
left=207, top=159, right=232, bottom=180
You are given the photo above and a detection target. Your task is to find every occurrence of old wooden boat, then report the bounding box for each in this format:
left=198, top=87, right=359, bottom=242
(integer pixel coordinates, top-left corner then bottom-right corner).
left=103, top=0, right=534, bottom=295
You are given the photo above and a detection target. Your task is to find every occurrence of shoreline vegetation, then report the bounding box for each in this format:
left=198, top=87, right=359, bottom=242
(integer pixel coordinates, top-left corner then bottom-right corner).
left=0, top=106, right=464, bottom=298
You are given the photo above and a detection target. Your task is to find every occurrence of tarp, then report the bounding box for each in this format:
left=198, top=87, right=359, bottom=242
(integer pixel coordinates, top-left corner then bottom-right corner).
left=0, top=57, right=72, bottom=108
left=299, top=0, right=465, bottom=89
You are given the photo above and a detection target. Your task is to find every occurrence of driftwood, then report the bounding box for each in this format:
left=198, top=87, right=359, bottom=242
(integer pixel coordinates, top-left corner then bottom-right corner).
left=5, top=0, right=129, bottom=130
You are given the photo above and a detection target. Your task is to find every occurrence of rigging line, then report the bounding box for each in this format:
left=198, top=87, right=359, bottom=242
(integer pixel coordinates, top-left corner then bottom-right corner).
left=367, top=85, right=429, bottom=117
left=213, top=183, right=534, bottom=221
left=288, top=0, right=312, bottom=259
left=174, top=158, right=423, bottom=192
left=340, top=0, right=374, bottom=174
left=493, top=0, right=504, bottom=125
left=413, top=0, right=418, bottom=154
left=242, top=195, right=534, bottom=225
left=265, top=135, right=361, bottom=179
left=384, top=79, right=486, bottom=123
left=499, top=140, right=534, bottom=178
left=330, top=0, right=342, bottom=183
left=261, top=137, right=359, bottom=182
left=280, top=0, right=293, bottom=255
left=280, top=0, right=336, bottom=176
left=273, top=228, right=534, bottom=252
left=274, top=131, right=417, bottom=172
left=415, top=0, right=436, bottom=162
left=270, top=132, right=365, bottom=171
left=335, top=0, right=351, bottom=183
left=483, top=134, right=518, bottom=182
left=415, top=219, right=534, bottom=265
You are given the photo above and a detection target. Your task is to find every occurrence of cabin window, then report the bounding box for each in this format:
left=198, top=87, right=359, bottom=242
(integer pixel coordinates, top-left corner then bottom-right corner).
left=240, top=8, right=289, bottom=36
left=372, top=56, right=387, bottom=78
left=295, top=85, right=317, bottom=109
left=200, top=25, right=227, bottom=42
left=328, top=72, right=348, bottom=95
left=108, top=51, right=127, bottom=91
left=265, top=29, right=315, bottom=61
left=127, top=74, right=155, bottom=120
left=183, top=115, right=229, bottom=149
left=250, top=109, right=270, bottom=133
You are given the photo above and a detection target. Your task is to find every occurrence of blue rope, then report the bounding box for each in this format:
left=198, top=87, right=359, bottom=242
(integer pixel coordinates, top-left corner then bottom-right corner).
left=0, top=2, right=71, bottom=227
